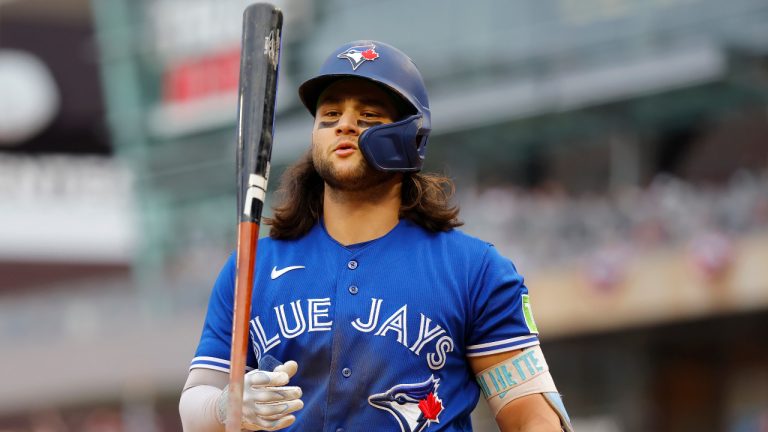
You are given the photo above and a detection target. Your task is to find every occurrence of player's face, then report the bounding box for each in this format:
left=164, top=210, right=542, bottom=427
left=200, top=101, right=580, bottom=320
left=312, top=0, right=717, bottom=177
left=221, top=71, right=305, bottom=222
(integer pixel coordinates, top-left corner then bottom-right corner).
left=312, top=78, right=399, bottom=191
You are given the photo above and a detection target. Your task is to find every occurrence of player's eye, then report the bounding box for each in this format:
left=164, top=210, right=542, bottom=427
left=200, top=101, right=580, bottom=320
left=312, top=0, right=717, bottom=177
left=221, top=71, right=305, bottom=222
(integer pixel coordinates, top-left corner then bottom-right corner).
left=361, top=111, right=380, bottom=119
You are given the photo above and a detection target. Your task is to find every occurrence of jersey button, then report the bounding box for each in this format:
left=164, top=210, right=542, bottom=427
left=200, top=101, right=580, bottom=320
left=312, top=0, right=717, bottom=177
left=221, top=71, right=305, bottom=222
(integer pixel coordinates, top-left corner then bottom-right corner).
left=348, top=285, right=358, bottom=295
left=347, top=260, right=358, bottom=270
left=342, top=368, right=352, bottom=378
left=336, top=428, right=344, bottom=432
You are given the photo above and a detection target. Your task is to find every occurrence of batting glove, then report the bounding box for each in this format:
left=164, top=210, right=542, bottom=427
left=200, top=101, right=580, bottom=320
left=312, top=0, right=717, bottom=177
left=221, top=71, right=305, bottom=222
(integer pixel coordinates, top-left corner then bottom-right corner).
left=216, top=360, right=303, bottom=431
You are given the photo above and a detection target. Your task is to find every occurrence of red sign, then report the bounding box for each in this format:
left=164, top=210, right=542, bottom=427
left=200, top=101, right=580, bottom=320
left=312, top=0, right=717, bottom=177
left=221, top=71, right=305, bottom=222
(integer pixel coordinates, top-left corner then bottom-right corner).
left=162, top=48, right=240, bottom=104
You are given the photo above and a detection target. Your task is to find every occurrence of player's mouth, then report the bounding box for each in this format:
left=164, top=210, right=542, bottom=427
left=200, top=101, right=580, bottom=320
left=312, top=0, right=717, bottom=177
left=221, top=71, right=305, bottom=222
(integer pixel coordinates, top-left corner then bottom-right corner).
left=333, top=141, right=357, bottom=157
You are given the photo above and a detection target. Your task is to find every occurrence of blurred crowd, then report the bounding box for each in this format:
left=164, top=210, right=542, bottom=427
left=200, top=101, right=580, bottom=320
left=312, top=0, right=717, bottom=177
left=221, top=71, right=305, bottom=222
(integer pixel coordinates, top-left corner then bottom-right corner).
left=460, top=170, right=768, bottom=271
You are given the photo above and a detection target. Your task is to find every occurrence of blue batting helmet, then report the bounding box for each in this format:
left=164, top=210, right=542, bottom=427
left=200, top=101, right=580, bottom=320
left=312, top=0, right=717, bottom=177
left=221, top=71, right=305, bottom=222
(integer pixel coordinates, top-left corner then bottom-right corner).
left=298, top=40, right=431, bottom=172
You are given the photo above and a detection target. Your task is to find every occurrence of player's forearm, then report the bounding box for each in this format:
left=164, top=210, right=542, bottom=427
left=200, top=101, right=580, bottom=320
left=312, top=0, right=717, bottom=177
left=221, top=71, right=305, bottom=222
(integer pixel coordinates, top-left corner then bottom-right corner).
left=499, top=415, right=562, bottom=432
left=495, top=393, right=562, bottom=432
left=179, top=385, right=224, bottom=432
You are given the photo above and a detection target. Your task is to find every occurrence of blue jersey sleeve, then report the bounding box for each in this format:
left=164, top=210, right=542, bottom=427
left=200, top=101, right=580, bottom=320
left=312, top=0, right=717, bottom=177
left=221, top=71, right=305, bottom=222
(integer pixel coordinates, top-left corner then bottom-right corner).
left=189, top=253, right=256, bottom=372
left=466, top=245, right=540, bottom=357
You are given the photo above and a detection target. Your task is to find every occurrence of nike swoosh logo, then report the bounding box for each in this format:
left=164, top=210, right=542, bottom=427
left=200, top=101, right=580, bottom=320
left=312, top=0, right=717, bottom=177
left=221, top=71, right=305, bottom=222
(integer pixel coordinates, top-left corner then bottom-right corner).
left=270, top=265, right=305, bottom=280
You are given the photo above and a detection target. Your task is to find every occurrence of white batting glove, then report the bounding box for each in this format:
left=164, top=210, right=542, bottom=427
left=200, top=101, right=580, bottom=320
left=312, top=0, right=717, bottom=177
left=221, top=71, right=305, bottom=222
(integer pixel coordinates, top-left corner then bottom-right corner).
left=216, top=360, right=303, bottom=431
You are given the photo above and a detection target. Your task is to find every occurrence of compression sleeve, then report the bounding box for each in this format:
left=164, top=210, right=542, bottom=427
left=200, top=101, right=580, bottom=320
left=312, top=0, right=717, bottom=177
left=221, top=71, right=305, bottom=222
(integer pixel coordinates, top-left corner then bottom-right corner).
left=179, top=384, right=223, bottom=432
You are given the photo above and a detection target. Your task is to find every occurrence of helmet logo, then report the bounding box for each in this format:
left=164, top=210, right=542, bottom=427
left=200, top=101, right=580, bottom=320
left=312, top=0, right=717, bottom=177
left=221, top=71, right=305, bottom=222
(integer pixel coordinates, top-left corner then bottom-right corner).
left=337, top=44, right=380, bottom=70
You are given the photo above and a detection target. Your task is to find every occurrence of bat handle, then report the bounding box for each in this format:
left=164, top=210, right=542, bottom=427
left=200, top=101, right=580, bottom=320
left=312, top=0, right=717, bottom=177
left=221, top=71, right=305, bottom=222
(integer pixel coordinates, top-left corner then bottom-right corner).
left=227, top=221, right=260, bottom=432
left=225, top=384, right=244, bottom=432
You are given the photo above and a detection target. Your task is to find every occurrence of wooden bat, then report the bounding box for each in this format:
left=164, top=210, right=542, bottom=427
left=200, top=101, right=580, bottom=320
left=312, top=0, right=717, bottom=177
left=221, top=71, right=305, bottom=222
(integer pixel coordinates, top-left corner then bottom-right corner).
left=228, top=4, right=283, bottom=431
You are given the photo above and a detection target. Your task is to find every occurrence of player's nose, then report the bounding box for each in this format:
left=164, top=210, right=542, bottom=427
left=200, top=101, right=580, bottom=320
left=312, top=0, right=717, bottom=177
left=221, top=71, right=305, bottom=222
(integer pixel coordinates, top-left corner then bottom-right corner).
left=335, top=109, right=359, bottom=136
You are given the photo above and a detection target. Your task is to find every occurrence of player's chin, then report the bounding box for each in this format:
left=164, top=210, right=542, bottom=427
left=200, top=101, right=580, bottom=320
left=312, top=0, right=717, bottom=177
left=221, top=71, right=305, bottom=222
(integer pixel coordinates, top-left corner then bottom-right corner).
left=323, top=164, right=371, bottom=189
left=333, top=166, right=368, bottom=184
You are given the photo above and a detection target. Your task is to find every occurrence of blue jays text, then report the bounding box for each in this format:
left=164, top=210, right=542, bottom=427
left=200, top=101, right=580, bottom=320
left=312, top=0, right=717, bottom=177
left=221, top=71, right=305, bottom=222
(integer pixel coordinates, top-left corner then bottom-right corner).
left=249, top=297, right=456, bottom=370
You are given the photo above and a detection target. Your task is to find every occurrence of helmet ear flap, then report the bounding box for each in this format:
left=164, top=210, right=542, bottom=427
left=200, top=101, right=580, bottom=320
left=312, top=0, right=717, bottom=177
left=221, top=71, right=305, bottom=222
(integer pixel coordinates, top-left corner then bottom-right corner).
left=359, top=114, right=426, bottom=172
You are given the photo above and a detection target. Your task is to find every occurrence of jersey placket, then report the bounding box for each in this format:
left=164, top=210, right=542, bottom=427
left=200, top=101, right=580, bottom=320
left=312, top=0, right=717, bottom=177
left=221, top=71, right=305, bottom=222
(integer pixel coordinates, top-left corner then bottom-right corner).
left=322, top=246, right=368, bottom=432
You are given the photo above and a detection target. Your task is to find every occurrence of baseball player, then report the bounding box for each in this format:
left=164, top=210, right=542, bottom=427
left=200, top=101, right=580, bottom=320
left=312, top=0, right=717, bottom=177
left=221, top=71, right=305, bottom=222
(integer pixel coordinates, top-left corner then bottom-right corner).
left=179, top=41, right=574, bottom=432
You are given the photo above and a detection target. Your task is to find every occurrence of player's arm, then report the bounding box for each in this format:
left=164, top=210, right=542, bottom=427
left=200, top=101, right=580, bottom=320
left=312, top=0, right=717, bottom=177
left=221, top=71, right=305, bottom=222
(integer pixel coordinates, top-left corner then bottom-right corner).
left=467, top=246, right=574, bottom=430
left=180, top=369, right=229, bottom=432
left=469, top=349, right=568, bottom=432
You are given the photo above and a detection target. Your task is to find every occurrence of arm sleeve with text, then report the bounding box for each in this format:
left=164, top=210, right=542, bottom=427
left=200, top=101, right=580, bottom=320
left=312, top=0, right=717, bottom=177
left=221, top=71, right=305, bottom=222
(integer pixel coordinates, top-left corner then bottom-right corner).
left=466, top=245, right=540, bottom=357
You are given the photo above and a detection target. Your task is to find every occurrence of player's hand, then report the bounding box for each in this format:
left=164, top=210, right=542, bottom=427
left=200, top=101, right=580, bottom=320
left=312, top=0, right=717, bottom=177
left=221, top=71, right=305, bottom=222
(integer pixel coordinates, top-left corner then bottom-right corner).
left=216, top=360, right=303, bottom=431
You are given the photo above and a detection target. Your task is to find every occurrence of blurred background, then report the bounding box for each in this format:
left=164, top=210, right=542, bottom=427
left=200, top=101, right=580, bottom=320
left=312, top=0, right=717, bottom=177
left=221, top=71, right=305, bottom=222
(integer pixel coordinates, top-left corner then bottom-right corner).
left=1, top=0, right=767, bottom=430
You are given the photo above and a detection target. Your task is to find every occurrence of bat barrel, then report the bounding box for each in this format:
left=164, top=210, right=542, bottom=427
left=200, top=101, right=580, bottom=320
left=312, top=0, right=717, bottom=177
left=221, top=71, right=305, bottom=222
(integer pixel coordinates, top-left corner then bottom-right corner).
left=236, top=3, right=283, bottom=224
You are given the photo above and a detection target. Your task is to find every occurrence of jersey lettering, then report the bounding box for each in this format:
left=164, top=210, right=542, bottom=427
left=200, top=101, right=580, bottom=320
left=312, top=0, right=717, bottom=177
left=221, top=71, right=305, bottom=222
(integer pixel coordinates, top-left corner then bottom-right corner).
left=374, top=304, right=408, bottom=346
left=410, top=314, right=446, bottom=355
left=352, top=298, right=383, bottom=332
left=427, top=335, right=455, bottom=370
left=251, top=316, right=280, bottom=355
left=307, top=298, right=333, bottom=331
left=250, top=297, right=456, bottom=369
left=274, top=300, right=307, bottom=338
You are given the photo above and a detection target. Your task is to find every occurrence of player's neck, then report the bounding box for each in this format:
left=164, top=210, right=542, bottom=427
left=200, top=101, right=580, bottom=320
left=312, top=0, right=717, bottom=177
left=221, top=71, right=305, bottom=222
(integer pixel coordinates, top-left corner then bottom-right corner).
left=322, top=177, right=402, bottom=246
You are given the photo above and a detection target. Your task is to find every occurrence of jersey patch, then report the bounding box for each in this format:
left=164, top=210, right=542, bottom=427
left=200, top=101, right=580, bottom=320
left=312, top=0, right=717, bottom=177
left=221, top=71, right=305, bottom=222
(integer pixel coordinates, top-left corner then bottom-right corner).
left=521, top=294, right=539, bottom=334
left=369, top=375, right=444, bottom=432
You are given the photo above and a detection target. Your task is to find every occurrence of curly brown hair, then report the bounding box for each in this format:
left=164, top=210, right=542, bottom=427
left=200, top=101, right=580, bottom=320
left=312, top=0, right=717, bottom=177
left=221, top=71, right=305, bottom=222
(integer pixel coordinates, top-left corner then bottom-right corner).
left=265, top=151, right=462, bottom=239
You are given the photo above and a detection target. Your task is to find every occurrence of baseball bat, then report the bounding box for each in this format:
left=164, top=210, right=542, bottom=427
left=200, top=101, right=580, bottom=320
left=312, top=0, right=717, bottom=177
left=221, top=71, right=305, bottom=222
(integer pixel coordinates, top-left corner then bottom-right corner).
left=228, top=4, right=283, bottom=432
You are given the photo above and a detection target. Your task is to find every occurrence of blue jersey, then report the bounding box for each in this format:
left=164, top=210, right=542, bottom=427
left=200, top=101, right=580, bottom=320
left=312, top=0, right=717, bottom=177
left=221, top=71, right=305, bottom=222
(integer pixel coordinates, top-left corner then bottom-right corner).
left=190, top=219, right=540, bottom=432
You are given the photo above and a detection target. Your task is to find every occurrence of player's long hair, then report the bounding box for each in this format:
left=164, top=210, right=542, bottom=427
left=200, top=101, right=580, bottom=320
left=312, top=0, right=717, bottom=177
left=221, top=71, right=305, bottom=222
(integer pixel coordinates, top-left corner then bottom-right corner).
left=265, top=151, right=462, bottom=239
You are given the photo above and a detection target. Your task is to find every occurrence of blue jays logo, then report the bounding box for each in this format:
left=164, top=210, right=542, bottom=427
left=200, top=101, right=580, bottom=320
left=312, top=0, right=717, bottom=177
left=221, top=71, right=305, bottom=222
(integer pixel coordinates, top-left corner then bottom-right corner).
left=337, top=44, right=380, bottom=70
left=369, top=375, right=444, bottom=432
